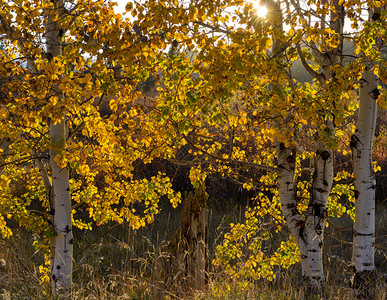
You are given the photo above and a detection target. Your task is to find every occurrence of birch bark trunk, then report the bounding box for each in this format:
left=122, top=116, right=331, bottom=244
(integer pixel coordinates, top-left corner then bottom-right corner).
left=351, top=44, right=378, bottom=300
left=275, top=140, right=332, bottom=292
left=273, top=1, right=343, bottom=294
left=303, top=142, right=333, bottom=289
left=45, top=0, right=73, bottom=295
left=50, top=120, right=72, bottom=295
left=275, top=143, right=308, bottom=274
left=349, top=6, right=381, bottom=299
left=274, top=0, right=342, bottom=293
left=270, top=5, right=326, bottom=290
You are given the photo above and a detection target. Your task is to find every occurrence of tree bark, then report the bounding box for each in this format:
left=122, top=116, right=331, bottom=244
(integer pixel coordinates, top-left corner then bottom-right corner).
left=180, top=184, right=208, bottom=292
left=272, top=2, right=338, bottom=292
left=154, top=184, right=208, bottom=297
left=273, top=0, right=343, bottom=293
left=350, top=5, right=382, bottom=298
left=45, top=0, right=73, bottom=296
left=275, top=143, right=307, bottom=272
left=50, top=120, right=73, bottom=295
left=350, top=44, right=378, bottom=300
left=275, top=140, right=332, bottom=293
left=304, top=141, right=333, bottom=290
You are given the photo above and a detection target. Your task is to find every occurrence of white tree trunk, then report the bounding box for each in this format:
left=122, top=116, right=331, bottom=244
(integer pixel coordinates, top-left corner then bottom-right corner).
left=45, top=1, right=73, bottom=295
left=298, top=0, right=341, bottom=289
left=351, top=61, right=378, bottom=299
left=271, top=0, right=342, bottom=293
left=275, top=141, right=332, bottom=292
left=304, top=141, right=333, bottom=289
left=350, top=6, right=380, bottom=299
left=275, top=143, right=308, bottom=274
left=272, top=31, right=329, bottom=294
left=50, top=120, right=73, bottom=295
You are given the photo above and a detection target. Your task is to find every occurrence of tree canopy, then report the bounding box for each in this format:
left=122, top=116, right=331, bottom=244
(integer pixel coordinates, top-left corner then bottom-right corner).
left=0, top=0, right=386, bottom=296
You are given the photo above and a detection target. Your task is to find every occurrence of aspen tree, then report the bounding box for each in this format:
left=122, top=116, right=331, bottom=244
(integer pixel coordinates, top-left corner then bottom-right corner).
left=130, top=0, right=356, bottom=295
left=0, top=0, right=180, bottom=295
left=351, top=4, right=385, bottom=298
left=44, top=0, right=73, bottom=294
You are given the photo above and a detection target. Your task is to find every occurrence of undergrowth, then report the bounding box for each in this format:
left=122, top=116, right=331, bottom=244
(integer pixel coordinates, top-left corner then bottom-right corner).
left=0, top=202, right=386, bottom=300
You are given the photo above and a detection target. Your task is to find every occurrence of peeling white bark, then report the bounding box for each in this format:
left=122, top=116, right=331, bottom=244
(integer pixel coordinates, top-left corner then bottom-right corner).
left=297, top=0, right=341, bottom=290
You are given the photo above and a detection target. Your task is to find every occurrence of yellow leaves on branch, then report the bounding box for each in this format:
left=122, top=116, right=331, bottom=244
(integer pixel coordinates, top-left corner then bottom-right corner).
left=0, top=0, right=377, bottom=288
left=0, top=0, right=186, bottom=251
left=214, top=204, right=298, bottom=291
left=71, top=168, right=181, bottom=229
left=189, top=166, right=207, bottom=189
left=0, top=175, right=11, bottom=189
left=0, top=215, right=12, bottom=238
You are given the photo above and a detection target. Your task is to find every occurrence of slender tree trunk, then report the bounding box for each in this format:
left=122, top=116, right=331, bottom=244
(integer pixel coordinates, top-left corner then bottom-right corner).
left=350, top=50, right=378, bottom=300
left=45, top=0, right=73, bottom=295
left=275, top=140, right=332, bottom=293
left=271, top=1, right=335, bottom=290
left=304, top=141, right=333, bottom=289
left=50, top=120, right=73, bottom=295
left=350, top=6, right=382, bottom=299
left=299, top=0, right=341, bottom=291
left=275, top=143, right=307, bottom=271
left=271, top=6, right=327, bottom=289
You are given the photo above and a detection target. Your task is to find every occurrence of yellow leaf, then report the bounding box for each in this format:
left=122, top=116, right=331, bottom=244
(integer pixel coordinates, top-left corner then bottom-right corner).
left=125, top=2, right=133, bottom=11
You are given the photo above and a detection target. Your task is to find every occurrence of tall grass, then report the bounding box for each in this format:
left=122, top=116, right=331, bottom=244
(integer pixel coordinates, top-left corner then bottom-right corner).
left=1, top=201, right=386, bottom=299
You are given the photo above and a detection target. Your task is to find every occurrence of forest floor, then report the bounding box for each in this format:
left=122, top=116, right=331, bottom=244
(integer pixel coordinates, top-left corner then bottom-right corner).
left=0, top=198, right=386, bottom=300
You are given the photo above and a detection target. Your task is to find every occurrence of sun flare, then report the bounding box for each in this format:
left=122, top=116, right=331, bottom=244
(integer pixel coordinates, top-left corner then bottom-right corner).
left=253, top=3, right=268, bottom=18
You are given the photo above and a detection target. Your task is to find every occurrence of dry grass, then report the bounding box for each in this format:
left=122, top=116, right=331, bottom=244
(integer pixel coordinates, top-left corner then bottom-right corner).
left=0, top=202, right=386, bottom=300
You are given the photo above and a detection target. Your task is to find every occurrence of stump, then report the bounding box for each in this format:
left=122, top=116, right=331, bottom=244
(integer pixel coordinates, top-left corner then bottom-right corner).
left=154, top=184, right=208, bottom=297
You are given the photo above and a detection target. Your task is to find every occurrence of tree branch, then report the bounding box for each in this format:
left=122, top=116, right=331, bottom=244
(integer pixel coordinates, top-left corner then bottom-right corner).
left=296, top=44, right=325, bottom=85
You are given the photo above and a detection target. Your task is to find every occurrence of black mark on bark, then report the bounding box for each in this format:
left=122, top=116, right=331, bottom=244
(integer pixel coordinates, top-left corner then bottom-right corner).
left=321, top=150, right=330, bottom=161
